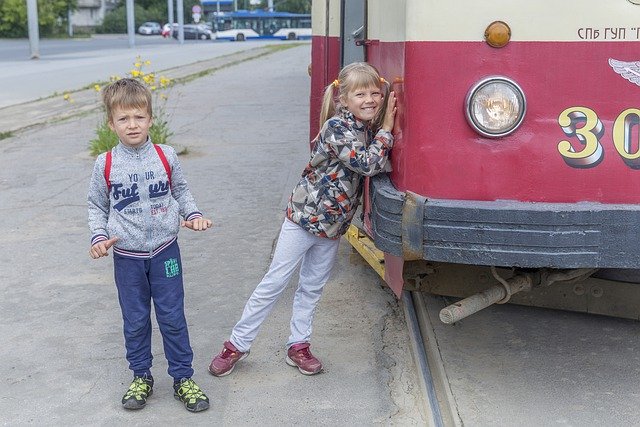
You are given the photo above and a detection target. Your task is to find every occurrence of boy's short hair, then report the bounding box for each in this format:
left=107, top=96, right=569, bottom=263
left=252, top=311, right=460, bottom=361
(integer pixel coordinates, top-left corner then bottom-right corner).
left=102, top=78, right=152, bottom=121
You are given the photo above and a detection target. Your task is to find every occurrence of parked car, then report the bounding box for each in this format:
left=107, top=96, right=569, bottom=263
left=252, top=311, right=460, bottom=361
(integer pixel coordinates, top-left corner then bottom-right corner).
left=171, top=24, right=213, bottom=40
left=138, top=22, right=161, bottom=35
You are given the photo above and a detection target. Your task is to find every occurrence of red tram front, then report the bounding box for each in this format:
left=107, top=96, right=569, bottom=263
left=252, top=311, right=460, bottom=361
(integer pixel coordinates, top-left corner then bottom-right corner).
left=310, top=0, right=640, bottom=320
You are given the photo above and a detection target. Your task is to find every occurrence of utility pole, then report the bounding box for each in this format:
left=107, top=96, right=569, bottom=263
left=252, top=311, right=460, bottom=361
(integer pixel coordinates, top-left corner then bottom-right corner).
left=67, top=4, right=73, bottom=37
left=176, top=0, right=184, bottom=44
left=268, top=0, right=273, bottom=11
left=168, top=0, right=174, bottom=34
left=26, top=0, right=39, bottom=59
left=126, top=0, right=135, bottom=48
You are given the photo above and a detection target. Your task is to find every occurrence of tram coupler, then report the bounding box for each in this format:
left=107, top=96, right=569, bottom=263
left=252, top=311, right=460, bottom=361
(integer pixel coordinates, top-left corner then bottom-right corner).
left=439, top=270, right=536, bottom=324
left=438, top=267, right=598, bottom=324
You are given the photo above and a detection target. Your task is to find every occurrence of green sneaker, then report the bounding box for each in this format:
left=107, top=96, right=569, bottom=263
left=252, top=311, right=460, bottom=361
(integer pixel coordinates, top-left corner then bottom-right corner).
left=122, top=375, right=154, bottom=410
left=173, top=378, right=210, bottom=412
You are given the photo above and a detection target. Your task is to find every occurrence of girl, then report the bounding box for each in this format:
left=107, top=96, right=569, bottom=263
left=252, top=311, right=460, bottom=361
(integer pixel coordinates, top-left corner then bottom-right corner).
left=209, top=62, right=397, bottom=376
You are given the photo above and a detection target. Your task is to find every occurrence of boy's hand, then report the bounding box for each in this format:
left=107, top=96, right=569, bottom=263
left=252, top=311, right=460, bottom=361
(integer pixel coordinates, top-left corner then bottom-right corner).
left=90, top=237, right=118, bottom=259
left=182, top=217, right=212, bottom=231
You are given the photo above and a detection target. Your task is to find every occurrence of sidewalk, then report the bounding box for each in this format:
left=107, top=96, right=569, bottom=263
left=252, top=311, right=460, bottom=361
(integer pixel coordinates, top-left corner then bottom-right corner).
left=0, top=44, right=427, bottom=425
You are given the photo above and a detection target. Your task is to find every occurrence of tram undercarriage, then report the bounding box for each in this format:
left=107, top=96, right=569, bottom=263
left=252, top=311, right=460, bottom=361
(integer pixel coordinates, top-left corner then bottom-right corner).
left=348, top=226, right=640, bottom=323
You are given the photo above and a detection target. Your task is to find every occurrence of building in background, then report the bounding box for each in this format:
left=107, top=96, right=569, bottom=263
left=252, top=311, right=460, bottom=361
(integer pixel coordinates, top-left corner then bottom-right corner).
left=71, top=0, right=119, bottom=31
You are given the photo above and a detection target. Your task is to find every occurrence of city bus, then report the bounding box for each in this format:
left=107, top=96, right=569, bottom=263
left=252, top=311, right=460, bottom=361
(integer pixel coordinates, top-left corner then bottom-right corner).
left=212, top=10, right=311, bottom=41
left=311, top=0, right=640, bottom=321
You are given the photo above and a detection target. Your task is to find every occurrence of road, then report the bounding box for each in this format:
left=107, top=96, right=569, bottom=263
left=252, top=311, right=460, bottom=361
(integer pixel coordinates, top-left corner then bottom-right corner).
left=0, top=34, right=171, bottom=61
left=0, top=35, right=275, bottom=109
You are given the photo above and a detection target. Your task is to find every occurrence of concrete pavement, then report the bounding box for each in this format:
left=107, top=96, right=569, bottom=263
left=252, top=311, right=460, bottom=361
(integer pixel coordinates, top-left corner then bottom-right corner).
left=0, top=43, right=427, bottom=425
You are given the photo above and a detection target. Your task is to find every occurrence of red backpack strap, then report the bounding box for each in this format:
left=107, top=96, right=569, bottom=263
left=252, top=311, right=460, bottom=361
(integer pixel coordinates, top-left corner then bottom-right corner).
left=153, top=144, right=172, bottom=187
left=104, top=150, right=112, bottom=192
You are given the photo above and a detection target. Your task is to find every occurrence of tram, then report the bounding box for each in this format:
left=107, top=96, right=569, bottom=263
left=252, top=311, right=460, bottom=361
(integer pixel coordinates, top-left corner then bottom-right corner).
left=310, top=0, right=640, bottom=322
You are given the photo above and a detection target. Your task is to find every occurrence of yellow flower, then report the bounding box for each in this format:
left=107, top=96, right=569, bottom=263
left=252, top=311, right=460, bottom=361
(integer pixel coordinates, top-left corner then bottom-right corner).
left=145, top=60, right=151, bottom=65
left=131, top=70, right=140, bottom=77
left=150, top=86, right=157, bottom=91
left=134, top=62, right=142, bottom=68
left=94, top=84, right=101, bottom=92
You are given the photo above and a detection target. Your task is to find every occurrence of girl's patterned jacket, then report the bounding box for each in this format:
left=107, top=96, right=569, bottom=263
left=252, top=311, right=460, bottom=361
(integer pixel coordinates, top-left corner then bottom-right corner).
left=87, top=140, right=202, bottom=258
left=286, top=106, right=394, bottom=239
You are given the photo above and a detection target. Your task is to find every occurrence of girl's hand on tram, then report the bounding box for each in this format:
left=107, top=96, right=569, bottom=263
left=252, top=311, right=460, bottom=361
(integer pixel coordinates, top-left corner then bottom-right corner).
left=382, top=91, right=397, bottom=132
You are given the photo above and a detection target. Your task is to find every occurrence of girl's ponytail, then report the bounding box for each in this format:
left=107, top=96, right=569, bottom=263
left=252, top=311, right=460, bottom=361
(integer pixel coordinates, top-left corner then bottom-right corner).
left=318, top=81, right=338, bottom=131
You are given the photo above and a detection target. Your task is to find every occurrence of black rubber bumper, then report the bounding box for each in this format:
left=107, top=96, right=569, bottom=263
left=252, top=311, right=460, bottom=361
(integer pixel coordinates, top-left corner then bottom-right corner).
left=370, top=174, right=640, bottom=269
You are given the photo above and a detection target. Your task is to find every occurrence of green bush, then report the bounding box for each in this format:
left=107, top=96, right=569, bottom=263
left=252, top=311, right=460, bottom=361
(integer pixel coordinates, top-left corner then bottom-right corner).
left=96, top=0, right=202, bottom=33
left=96, top=4, right=158, bottom=33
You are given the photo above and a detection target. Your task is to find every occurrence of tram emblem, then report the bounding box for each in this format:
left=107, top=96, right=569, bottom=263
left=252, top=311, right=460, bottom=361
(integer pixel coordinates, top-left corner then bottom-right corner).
left=609, top=58, right=640, bottom=86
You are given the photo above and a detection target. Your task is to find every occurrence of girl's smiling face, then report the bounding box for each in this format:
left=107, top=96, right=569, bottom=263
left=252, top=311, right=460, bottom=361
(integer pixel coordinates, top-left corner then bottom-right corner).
left=340, top=84, right=383, bottom=122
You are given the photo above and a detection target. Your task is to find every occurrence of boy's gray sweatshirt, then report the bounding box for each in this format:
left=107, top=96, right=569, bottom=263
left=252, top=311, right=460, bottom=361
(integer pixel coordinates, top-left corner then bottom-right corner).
left=87, top=140, right=202, bottom=257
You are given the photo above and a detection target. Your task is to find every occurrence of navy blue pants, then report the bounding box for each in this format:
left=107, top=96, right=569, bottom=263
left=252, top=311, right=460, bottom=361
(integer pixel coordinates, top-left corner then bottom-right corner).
left=113, top=240, right=194, bottom=381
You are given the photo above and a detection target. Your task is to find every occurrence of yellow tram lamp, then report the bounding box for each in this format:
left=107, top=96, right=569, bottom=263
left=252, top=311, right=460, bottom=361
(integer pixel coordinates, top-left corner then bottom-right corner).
left=485, top=20, right=511, bottom=48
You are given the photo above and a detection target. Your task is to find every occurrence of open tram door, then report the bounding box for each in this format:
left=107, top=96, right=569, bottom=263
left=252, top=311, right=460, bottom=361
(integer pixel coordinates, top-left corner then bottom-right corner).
left=340, top=0, right=367, bottom=65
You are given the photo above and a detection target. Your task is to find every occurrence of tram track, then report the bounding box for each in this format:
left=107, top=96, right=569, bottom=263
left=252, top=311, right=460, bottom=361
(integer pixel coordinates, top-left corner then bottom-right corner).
left=404, top=288, right=640, bottom=426
left=403, top=291, right=461, bottom=427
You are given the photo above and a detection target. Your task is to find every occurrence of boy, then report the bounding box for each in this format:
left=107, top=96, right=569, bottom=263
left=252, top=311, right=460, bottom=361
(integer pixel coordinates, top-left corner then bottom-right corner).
left=87, top=78, right=211, bottom=412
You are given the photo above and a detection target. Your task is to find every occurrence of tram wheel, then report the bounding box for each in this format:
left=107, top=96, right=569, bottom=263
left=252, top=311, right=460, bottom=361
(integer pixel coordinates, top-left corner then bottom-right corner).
left=236, top=33, right=245, bottom=41
left=287, top=32, right=296, bottom=40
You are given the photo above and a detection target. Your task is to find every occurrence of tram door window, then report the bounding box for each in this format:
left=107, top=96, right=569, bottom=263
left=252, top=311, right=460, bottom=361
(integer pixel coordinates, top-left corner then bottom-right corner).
left=341, top=0, right=366, bottom=65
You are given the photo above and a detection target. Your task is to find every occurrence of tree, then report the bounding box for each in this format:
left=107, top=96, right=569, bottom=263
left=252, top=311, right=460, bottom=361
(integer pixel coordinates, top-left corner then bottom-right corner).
left=273, top=0, right=311, bottom=13
left=0, top=0, right=77, bottom=37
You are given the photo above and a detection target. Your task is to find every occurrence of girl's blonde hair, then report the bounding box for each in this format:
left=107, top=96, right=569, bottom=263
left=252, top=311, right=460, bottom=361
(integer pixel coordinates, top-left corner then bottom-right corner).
left=102, top=78, right=152, bottom=122
left=318, top=62, right=390, bottom=133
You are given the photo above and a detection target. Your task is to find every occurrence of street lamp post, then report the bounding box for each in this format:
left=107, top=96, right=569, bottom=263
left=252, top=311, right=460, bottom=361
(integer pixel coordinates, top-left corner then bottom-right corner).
left=67, top=5, right=73, bottom=37
left=168, top=0, right=175, bottom=34
left=126, top=0, right=135, bottom=48
left=26, top=0, right=39, bottom=59
left=177, top=0, right=185, bottom=44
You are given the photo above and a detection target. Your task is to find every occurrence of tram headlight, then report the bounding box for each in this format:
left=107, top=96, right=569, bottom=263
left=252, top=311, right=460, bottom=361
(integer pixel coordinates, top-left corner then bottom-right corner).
left=465, top=76, right=526, bottom=138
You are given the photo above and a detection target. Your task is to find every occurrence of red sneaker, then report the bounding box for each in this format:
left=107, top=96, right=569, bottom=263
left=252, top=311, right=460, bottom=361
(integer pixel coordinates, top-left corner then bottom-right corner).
left=208, top=341, right=248, bottom=377
left=286, top=343, right=323, bottom=375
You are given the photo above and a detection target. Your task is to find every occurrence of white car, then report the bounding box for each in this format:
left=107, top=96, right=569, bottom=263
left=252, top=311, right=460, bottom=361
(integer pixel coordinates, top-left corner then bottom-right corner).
left=138, top=22, right=162, bottom=35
